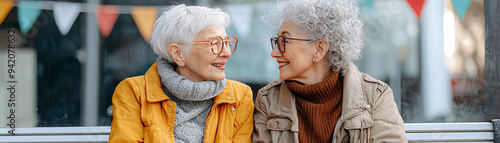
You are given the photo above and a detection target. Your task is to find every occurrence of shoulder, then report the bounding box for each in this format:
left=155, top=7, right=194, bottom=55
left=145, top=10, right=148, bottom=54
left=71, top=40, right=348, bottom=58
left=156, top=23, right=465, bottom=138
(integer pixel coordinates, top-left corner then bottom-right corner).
left=226, top=79, right=250, bottom=89
left=360, top=73, right=389, bottom=92
left=225, top=79, right=253, bottom=103
left=344, top=63, right=392, bottom=103
left=257, top=79, right=283, bottom=98
left=113, top=75, right=146, bottom=103
left=358, top=73, right=394, bottom=107
left=345, top=63, right=390, bottom=96
left=226, top=79, right=251, bottom=95
left=116, top=75, right=146, bottom=91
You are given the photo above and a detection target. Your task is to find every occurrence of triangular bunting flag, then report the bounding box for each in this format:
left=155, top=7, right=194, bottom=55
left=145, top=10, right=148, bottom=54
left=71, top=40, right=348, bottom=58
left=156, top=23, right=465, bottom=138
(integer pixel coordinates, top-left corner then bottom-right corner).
left=451, top=0, right=471, bottom=20
left=131, top=6, right=157, bottom=41
left=226, top=4, right=253, bottom=38
left=0, top=0, right=14, bottom=27
left=95, top=5, right=119, bottom=38
left=18, top=1, right=42, bottom=34
left=54, top=3, right=81, bottom=35
left=406, top=0, right=426, bottom=20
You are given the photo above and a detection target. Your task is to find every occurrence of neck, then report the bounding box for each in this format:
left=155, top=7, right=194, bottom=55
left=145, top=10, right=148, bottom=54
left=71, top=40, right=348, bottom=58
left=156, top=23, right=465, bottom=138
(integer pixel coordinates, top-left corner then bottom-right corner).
left=292, top=60, right=331, bottom=85
left=176, top=66, right=204, bottom=82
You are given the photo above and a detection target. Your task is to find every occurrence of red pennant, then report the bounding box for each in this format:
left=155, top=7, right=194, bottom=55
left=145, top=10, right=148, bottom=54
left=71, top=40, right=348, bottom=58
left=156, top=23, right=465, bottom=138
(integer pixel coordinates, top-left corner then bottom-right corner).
left=406, top=0, right=426, bottom=19
left=95, top=5, right=119, bottom=37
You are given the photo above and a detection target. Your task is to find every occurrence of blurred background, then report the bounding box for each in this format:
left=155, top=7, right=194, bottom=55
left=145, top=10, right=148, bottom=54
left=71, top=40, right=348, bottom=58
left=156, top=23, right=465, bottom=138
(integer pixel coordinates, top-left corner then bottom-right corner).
left=0, top=0, right=498, bottom=127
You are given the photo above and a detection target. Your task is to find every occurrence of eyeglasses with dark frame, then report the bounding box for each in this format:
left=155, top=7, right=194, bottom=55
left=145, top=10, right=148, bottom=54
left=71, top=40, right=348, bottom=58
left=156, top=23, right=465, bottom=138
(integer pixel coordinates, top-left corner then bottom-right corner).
left=270, top=36, right=312, bottom=53
left=185, top=36, right=238, bottom=55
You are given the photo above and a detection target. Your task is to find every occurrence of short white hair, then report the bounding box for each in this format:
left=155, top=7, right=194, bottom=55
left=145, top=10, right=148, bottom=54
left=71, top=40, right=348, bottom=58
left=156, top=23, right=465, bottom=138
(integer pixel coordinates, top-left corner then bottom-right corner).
left=149, top=4, right=230, bottom=63
left=263, top=0, right=364, bottom=73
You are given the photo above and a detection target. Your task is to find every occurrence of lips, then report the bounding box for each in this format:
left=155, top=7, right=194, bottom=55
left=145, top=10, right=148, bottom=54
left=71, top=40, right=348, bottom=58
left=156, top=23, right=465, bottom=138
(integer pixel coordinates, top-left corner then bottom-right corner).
left=277, top=61, right=289, bottom=69
left=212, top=62, right=226, bottom=70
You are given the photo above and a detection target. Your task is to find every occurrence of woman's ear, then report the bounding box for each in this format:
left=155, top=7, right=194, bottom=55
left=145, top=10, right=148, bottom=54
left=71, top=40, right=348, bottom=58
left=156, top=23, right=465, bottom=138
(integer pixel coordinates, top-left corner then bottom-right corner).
left=168, top=43, right=185, bottom=66
left=313, top=39, right=329, bottom=62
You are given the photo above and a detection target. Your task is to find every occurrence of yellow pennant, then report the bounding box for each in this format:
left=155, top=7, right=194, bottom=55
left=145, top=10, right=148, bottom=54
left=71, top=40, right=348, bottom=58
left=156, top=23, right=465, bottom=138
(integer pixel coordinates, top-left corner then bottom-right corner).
left=0, top=0, right=14, bottom=26
left=131, top=6, right=157, bottom=41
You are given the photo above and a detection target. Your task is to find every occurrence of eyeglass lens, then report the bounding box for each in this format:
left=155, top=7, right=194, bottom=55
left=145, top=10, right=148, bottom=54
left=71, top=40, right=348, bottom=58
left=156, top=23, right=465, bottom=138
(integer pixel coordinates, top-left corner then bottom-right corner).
left=212, top=36, right=237, bottom=55
left=271, top=37, right=285, bottom=53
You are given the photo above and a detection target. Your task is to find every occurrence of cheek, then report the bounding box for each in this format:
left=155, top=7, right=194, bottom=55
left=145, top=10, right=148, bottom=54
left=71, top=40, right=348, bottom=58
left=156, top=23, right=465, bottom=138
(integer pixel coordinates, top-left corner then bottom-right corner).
left=193, top=55, right=212, bottom=69
left=193, top=54, right=216, bottom=72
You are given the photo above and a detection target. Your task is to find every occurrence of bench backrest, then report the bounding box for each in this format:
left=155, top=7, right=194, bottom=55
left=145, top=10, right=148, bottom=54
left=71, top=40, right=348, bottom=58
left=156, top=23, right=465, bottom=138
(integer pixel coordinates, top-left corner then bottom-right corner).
left=0, top=126, right=110, bottom=143
left=405, top=122, right=494, bottom=142
left=1, top=122, right=498, bottom=142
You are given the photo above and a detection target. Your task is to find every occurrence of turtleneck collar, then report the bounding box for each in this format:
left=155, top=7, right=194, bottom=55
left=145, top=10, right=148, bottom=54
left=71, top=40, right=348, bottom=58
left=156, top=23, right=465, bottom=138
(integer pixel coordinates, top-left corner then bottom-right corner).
left=285, top=71, right=343, bottom=103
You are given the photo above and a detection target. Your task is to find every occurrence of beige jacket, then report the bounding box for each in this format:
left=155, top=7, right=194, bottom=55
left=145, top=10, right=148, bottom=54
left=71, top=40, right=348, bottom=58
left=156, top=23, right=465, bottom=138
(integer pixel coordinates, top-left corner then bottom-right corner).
left=253, top=63, right=407, bottom=143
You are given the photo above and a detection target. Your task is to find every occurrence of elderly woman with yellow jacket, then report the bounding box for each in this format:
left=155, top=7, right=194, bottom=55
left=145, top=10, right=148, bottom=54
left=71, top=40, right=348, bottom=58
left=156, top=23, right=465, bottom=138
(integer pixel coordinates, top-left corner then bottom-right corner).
left=253, top=0, right=407, bottom=142
left=109, top=4, right=254, bottom=143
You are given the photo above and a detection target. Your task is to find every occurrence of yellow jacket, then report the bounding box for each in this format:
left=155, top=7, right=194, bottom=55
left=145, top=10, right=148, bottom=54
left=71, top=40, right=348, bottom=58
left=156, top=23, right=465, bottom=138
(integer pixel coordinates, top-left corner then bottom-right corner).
left=109, top=62, right=254, bottom=143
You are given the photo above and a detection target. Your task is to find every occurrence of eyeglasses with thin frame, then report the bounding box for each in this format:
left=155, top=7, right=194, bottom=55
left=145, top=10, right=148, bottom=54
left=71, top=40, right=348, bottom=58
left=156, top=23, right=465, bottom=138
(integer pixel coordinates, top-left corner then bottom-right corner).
left=270, top=36, right=312, bottom=53
left=188, top=36, right=238, bottom=55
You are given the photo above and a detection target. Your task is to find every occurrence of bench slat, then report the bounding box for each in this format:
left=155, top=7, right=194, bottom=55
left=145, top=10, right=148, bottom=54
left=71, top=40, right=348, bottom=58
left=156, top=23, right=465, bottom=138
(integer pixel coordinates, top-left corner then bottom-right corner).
left=0, top=122, right=495, bottom=142
left=0, top=135, right=109, bottom=143
left=0, top=126, right=110, bottom=135
left=405, top=122, right=493, bottom=132
left=407, top=132, right=494, bottom=142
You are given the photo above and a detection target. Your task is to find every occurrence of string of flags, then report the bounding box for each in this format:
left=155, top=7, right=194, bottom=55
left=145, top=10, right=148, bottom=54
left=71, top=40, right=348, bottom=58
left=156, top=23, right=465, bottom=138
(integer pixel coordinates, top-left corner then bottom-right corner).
left=451, top=0, right=471, bottom=20
left=405, top=0, right=471, bottom=20
left=0, top=0, right=160, bottom=40
left=0, top=0, right=471, bottom=39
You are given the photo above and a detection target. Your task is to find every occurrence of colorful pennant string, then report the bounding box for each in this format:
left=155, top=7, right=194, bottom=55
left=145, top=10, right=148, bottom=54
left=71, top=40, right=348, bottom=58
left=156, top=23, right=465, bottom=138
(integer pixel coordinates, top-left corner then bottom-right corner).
left=95, top=5, right=119, bottom=38
left=18, top=1, right=42, bottom=34
left=54, top=3, right=81, bottom=35
left=406, top=0, right=426, bottom=20
left=131, top=7, right=157, bottom=40
left=0, top=0, right=14, bottom=26
left=451, top=0, right=471, bottom=20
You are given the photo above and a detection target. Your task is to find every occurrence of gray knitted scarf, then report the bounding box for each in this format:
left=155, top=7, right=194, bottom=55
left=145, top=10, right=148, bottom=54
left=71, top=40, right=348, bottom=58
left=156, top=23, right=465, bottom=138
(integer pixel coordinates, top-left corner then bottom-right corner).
left=157, top=57, right=225, bottom=143
left=156, top=57, right=225, bottom=101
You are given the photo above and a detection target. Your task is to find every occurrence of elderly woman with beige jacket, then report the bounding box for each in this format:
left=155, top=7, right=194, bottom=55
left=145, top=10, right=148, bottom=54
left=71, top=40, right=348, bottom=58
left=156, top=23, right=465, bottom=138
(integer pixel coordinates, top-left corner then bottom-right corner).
left=253, top=0, right=407, bottom=142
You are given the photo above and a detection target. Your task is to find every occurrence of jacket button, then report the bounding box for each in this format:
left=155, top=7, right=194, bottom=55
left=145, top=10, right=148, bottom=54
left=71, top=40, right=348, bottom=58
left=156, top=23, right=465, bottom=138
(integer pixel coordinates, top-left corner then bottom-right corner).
left=150, top=95, right=154, bottom=98
left=227, top=96, right=231, bottom=100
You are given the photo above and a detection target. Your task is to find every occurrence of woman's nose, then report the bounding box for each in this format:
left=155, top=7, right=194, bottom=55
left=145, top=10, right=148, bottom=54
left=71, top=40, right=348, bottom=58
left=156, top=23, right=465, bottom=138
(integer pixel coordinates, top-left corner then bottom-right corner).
left=219, top=44, right=232, bottom=58
left=271, top=46, right=282, bottom=58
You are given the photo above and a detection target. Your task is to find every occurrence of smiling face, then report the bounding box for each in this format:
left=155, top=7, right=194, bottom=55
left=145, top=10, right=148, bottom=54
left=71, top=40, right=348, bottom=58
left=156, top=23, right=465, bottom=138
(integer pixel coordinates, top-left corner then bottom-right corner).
left=177, top=27, right=232, bottom=82
left=271, top=21, right=318, bottom=83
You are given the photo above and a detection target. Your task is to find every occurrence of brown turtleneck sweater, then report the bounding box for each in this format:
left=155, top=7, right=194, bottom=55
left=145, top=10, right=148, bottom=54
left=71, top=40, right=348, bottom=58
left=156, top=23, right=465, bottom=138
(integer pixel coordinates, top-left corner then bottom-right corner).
left=285, top=71, right=343, bottom=143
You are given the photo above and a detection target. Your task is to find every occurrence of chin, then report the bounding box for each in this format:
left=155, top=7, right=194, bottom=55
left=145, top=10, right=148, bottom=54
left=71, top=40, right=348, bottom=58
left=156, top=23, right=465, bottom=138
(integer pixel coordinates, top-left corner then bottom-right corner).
left=212, top=74, right=226, bottom=81
left=279, top=73, right=290, bottom=80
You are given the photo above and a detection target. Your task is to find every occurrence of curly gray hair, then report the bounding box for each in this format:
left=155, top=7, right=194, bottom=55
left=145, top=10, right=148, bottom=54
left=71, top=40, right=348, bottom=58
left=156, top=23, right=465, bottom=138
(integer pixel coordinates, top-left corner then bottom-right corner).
left=263, top=0, right=364, bottom=72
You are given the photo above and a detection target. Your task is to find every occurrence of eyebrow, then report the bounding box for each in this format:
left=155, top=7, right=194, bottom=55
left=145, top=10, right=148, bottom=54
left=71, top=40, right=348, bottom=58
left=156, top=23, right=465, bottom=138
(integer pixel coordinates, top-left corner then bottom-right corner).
left=208, top=36, right=228, bottom=39
left=279, top=31, right=291, bottom=36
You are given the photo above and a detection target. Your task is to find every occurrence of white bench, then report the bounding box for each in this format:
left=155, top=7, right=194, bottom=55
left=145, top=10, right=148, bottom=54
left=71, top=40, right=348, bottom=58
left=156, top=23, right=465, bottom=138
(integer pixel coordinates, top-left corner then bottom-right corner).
left=405, top=122, right=497, bottom=142
left=1, top=120, right=499, bottom=142
left=0, top=126, right=110, bottom=143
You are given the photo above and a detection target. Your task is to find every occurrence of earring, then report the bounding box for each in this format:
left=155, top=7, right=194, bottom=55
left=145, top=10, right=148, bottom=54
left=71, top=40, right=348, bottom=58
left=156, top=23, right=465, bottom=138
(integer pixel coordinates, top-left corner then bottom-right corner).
left=179, top=62, right=185, bottom=67
left=313, top=59, right=316, bottom=62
